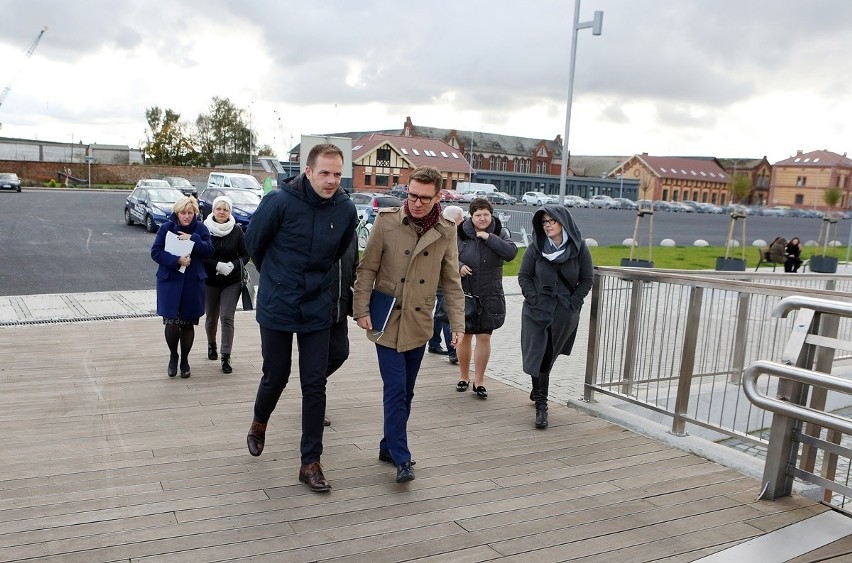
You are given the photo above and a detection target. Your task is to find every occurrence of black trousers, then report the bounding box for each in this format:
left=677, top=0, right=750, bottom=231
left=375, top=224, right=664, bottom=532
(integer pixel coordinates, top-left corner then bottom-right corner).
left=254, top=325, right=330, bottom=465
left=327, top=319, right=350, bottom=377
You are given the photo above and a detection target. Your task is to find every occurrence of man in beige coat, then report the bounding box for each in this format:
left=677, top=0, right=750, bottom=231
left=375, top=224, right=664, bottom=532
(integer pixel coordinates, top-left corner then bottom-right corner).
left=354, top=165, right=465, bottom=483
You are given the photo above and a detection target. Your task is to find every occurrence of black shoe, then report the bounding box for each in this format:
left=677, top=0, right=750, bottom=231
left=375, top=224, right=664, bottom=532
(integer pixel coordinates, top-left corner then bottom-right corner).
left=427, top=346, right=448, bottom=355
left=167, top=353, right=178, bottom=377
left=535, top=404, right=549, bottom=429
left=530, top=389, right=535, bottom=402
left=448, top=355, right=459, bottom=365
left=472, top=384, right=488, bottom=399
left=396, top=462, right=415, bottom=483
left=324, top=416, right=331, bottom=426
left=379, top=449, right=415, bottom=466
left=221, top=354, right=232, bottom=374
left=208, top=343, right=217, bottom=360
left=180, top=359, right=190, bottom=379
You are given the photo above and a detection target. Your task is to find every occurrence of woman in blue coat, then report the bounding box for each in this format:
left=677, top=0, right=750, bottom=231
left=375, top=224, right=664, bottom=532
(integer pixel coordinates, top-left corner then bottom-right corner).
left=151, top=196, right=214, bottom=378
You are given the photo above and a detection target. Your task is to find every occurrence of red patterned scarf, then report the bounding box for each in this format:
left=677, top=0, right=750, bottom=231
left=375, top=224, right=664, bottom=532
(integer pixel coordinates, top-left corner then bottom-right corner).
left=403, top=200, right=442, bottom=236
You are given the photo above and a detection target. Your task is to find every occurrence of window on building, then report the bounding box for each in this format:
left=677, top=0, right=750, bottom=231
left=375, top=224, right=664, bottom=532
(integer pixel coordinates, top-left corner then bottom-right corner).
left=376, top=148, right=391, bottom=167
left=692, top=190, right=699, bottom=201
left=393, top=175, right=399, bottom=185
left=720, top=193, right=727, bottom=205
left=375, top=175, right=389, bottom=187
left=535, top=161, right=547, bottom=174
left=795, top=194, right=804, bottom=204
left=711, top=193, right=717, bottom=204
left=473, top=154, right=483, bottom=168
left=702, top=192, right=708, bottom=203
left=662, top=189, right=669, bottom=200
left=364, top=175, right=372, bottom=186
left=796, top=176, right=807, bottom=186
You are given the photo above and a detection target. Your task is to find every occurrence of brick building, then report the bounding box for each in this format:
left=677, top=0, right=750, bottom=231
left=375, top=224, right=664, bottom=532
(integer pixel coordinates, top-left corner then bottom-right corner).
left=618, top=154, right=731, bottom=205
left=770, top=149, right=852, bottom=210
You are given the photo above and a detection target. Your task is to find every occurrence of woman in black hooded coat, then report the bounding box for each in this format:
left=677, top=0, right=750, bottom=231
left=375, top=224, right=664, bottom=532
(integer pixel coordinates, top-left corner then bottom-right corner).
left=518, top=205, right=593, bottom=428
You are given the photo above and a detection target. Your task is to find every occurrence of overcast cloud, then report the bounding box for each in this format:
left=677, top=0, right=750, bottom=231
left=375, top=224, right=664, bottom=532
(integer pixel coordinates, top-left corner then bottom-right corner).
left=1, top=0, right=851, bottom=162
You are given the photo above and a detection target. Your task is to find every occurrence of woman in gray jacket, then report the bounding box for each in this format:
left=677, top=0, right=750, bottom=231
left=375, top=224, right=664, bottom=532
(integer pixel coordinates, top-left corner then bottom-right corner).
left=455, top=198, right=518, bottom=398
left=519, top=205, right=593, bottom=428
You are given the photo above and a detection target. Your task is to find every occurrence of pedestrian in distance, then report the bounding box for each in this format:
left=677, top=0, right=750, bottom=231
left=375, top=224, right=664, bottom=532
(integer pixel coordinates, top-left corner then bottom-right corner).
left=323, top=233, right=359, bottom=427
left=353, top=165, right=466, bottom=484
left=202, top=195, right=250, bottom=374
left=427, top=205, right=465, bottom=364
left=243, top=143, right=357, bottom=493
left=785, top=236, right=803, bottom=273
left=455, top=197, right=518, bottom=398
left=150, top=195, right=214, bottom=379
left=518, top=206, right=593, bottom=429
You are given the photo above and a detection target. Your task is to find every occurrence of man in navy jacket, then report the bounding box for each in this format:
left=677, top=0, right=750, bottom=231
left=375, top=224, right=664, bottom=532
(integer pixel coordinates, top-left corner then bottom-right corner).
left=244, top=143, right=357, bottom=492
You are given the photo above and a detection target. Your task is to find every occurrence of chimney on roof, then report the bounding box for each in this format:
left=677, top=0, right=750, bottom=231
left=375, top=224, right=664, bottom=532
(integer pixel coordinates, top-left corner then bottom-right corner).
left=642, top=152, right=649, bottom=156
left=796, top=150, right=803, bottom=156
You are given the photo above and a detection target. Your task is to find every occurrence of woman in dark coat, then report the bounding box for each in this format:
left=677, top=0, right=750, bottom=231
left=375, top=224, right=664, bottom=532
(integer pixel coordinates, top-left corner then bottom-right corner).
left=455, top=198, right=518, bottom=398
left=151, top=196, right=214, bottom=378
left=785, top=236, right=803, bottom=272
left=202, top=195, right=249, bottom=374
left=518, top=205, right=593, bottom=428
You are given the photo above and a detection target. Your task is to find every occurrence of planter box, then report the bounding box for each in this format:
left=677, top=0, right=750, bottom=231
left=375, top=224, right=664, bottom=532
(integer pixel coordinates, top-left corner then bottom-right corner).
left=620, top=258, right=654, bottom=268
left=809, top=255, right=838, bottom=273
left=715, top=257, right=746, bottom=271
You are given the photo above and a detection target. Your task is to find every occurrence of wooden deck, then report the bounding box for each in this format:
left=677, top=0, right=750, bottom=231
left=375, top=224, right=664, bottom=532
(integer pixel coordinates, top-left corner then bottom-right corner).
left=0, top=314, right=838, bottom=562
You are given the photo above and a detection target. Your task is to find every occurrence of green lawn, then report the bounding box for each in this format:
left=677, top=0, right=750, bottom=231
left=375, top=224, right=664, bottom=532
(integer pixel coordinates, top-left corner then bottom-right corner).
left=499, top=245, right=841, bottom=275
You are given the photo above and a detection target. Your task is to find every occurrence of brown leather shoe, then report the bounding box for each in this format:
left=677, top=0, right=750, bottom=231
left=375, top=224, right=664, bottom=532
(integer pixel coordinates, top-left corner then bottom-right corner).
left=246, top=419, right=267, bottom=457
left=298, top=461, right=332, bottom=492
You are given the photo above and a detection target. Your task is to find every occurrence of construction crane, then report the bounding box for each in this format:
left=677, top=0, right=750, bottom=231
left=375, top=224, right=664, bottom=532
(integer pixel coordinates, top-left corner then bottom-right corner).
left=0, top=26, right=48, bottom=130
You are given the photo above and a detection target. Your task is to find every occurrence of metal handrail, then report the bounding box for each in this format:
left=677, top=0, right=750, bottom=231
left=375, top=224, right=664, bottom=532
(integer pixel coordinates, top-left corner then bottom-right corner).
left=773, top=295, right=852, bottom=319
left=743, top=359, right=852, bottom=435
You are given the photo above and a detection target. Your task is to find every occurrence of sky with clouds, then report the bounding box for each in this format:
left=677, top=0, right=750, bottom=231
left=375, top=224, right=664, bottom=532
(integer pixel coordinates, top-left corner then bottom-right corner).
left=1, top=0, right=851, bottom=163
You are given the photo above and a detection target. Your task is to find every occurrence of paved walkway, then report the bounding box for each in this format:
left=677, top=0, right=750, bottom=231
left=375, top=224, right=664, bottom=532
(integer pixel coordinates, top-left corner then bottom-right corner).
left=0, top=279, right=590, bottom=405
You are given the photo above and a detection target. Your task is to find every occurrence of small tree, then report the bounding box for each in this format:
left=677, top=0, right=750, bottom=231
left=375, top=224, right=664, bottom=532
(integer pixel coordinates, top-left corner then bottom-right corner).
left=824, top=186, right=843, bottom=214
left=730, top=173, right=753, bottom=205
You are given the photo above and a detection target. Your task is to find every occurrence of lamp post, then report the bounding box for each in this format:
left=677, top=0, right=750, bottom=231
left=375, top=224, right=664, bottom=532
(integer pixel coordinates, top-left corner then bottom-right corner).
left=558, top=1, right=603, bottom=205
left=248, top=101, right=254, bottom=175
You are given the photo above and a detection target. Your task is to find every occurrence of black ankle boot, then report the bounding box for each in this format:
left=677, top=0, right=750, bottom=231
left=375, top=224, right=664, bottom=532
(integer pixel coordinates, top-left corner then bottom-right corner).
left=221, top=353, right=232, bottom=374
left=180, top=357, right=191, bottom=379
left=535, top=403, right=548, bottom=429
left=167, top=353, right=178, bottom=377
left=208, top=343, right=218, bottom=360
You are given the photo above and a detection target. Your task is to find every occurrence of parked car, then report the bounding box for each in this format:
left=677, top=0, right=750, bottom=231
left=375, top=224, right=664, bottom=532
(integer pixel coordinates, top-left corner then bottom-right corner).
left=487, top=191, right=517, bottom=205
left=588, top=194, right=617, bottom=209
left=612, top=197, right=638, bottom=210
left=206, top=172, right=264, bottom=196
left=522, top=191, right=556, bottom=206
left=461, top=189, right=494, bottom=203
left=0, top=172, right=21, bottom=192
left=563, top=195, right=590, bottom=208
left=197, top=187, right=262, bottom=230
left=389, top=184, right=408, bottom=199
left=668, top=201, right=693, bottom=213
left=350, top=192, right=402, bottom=223
left=440, top=189, right=465, bottom=203
left=125, top=181, right=184, bottom=232
left=163, top=176, right=197, bottom=197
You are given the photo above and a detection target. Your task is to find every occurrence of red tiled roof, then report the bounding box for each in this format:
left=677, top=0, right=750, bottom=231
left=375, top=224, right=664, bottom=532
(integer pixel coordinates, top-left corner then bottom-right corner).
left=352, top=134, right=473, bottom=174
left=637, top=155, right=729, bottom=183
left=774, top=149, right=852, bottom=167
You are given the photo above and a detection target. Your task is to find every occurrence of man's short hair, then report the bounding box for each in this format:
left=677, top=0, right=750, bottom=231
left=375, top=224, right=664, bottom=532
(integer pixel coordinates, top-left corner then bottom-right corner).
left=408, top=166, right=443, bottom=194
left=469, top=197, right=493, bottom=215
left=306, top=143, right=344, bottom=168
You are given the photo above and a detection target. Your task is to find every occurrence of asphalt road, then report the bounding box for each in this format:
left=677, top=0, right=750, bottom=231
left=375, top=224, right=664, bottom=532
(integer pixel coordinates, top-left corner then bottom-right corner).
left=0, top=189, right=848, bottom=296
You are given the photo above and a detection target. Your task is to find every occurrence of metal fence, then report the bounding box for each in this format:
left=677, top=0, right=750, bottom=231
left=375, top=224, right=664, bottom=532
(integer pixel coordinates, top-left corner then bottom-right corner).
left=585, top=268, right=852, bottom=447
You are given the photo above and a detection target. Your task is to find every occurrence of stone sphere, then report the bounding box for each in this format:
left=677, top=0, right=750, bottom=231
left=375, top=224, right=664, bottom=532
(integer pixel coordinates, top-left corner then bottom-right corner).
left=693, top=240, right=709, bottom=247
left=585, top=238, right=598, bottom=247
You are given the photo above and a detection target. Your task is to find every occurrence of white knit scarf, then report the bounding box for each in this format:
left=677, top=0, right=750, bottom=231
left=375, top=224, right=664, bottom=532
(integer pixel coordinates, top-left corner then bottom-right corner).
left=204, top=214, right=236, bottom=237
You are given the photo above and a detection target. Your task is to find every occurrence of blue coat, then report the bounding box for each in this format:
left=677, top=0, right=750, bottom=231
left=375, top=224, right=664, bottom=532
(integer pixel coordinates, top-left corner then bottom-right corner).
left=245, top=174, right=357, bottom=332
left=151, top=214, right=215, bottom=319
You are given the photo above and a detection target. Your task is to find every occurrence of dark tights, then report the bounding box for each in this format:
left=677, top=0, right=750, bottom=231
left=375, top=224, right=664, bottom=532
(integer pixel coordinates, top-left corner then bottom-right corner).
left=165, top=324, right=195, bottom=368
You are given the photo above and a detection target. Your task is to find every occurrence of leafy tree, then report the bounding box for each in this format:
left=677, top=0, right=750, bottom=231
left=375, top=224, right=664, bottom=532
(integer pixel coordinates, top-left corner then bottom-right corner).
left=729, top=173, right=753, bottom=204
left=257, top=144, right=275, bottom=157
left=824, top=186, right=843, bottom=209
left=194, top=97, right=257, bottom=166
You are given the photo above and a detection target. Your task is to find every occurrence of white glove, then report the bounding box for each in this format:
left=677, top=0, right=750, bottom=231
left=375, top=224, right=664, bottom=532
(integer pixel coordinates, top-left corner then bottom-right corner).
left=215, top=261, right=234, bottom=276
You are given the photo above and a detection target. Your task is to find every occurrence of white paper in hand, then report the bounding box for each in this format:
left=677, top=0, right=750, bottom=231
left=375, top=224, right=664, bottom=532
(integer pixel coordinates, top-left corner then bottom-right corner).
left=165, top=231, right=195, bottom=273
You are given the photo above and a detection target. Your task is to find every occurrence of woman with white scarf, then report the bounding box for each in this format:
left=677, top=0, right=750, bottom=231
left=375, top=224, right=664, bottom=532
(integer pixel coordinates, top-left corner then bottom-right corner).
left=518, top=205, right=593, bottom=429
left=202, top=195, right=250, bottom=373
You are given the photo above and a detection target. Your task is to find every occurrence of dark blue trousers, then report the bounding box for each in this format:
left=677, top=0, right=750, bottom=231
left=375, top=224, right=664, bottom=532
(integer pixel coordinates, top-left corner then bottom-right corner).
left=428, top=294, right=455, bottom=356
left=254, top=326, right=330, bottom=465
left=375, top=343, right=426, bottom=465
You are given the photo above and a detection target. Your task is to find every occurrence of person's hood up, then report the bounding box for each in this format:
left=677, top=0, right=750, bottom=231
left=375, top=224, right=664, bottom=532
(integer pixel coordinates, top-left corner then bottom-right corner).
left=281, top=173, right=350, bottom=207
left=531, top=205, right=585, bottom=263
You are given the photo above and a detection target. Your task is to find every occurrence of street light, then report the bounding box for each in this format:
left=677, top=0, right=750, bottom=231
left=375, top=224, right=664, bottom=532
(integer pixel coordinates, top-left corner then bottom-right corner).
left=558, top=1, right=603, bottom=205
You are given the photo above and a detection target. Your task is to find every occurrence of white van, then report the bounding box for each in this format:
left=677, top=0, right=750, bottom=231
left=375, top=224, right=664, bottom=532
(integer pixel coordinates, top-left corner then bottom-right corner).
left=455, top=182, right=497, bottom=196
left=206, top=172, right=264, bottom=196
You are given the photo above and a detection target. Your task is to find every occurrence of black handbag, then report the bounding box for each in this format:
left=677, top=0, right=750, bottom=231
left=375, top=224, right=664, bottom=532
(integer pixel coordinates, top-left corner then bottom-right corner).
left=240, top=262, right=254, bottom=311
left=434, top=293, right=481, bottom=332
